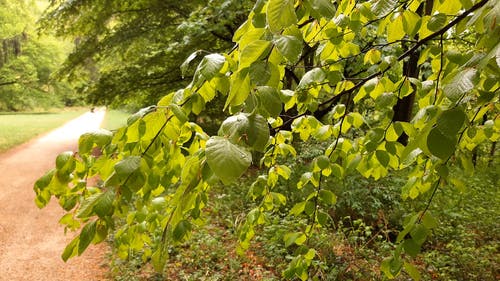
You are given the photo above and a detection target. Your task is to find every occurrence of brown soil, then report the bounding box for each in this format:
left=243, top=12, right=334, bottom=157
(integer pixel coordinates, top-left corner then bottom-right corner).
left=0, top=110, right=109, bottom=281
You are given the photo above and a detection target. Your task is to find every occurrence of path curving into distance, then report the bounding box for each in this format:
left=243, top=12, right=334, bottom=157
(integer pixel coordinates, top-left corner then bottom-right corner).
left=0, top=109, right=108, bottom=281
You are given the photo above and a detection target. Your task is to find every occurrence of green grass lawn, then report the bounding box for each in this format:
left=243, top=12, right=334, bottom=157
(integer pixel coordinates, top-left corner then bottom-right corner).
left=0, top=108, right=86, bottom=152
left=101, top=109, right=130, bottom=131
left=0, top=108, right=132, bottom=153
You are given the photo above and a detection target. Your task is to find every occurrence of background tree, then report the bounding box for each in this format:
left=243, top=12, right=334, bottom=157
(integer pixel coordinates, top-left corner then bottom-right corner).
left=38, top=0, right=253, bottom=109
left=0, top=0, right=76, bottom=111
left=36, top=0, right=499, bottom=279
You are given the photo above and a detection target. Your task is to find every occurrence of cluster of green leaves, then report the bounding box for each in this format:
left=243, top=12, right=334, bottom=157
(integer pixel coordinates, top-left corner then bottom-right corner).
left=0, top=0, right=77, bottom=111
left=36, top=0, right=499, bottom=279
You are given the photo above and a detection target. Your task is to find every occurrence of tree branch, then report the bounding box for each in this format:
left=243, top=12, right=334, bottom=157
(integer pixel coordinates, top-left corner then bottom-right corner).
left=0, top=80, right=17, bottom=87
left=275, top=0, right=491, bottom=131
left=398, top=0, right=490, bottom=61
left=317, top=0, right=490, bottom=117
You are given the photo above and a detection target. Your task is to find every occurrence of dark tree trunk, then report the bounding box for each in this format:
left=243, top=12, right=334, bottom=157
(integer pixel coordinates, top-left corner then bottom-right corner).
left=392, top=0, right=433, bottom=145
left=489, top=141, right=497, bottom=167
left=392, top=46, right=419, bottom=145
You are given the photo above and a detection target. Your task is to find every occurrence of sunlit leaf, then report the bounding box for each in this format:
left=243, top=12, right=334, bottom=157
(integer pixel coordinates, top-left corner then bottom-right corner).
left=309, top=0, right=336, bottom=19
left=78, top=220, right=96, bottom=255
left=205, top=137, right=252, bottom=184
left=427, top=13, right=447, bottom=32
left=371, top=0, right=398, bottom=17
left=273, top=35, right=303, bottom=64
left=267, top=0, right=297, bottom=32
left=115, top=156, right=142, bottom=177
left=444, top=68, right=479, bottom=103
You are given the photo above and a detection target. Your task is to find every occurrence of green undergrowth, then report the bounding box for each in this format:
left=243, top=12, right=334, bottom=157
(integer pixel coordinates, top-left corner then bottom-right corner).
left=0, top=108, right=86, bottom=152
left=106, top=143, right=498, bottom=280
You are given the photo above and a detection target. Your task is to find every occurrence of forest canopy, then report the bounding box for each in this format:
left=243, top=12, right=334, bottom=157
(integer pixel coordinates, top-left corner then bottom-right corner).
left=35, top=0, right=499, bottom=280
left=38, top=0, right=252, bottom=109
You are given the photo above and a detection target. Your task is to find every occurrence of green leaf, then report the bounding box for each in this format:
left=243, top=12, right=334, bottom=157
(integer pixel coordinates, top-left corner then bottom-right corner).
left=78, top=220, right=97, bottom=255
left=319, top=189, right=337, bottom=205
left=304, top=248, right=316, bottom=260
left=205, top=137, right=252, bottom=184
left=304, top=200, right=316, bottom=215
left=247, top=114, right=270, bottom=152
left=273, top=35, right=303, bottom=64
left=226, top=70, right=251, bottom=109
left=62, top=236, right=79, bottom=262
left=114, top=156, right=142, bottom=177
left=218, top=114, right=248, bottom=142
left=249, top=61, right=272, bottom=85
left=290, top=201, right=306, bottom=215
left=386, top=124, right=401, bottom=142
left=284, top=232, right=307, bottom=247
left=271, top=192, right=287, bottom=205
left=317, top=211, right=329, bottom=226
left=460, top=154, right=474, bottom=175
left=427, top=13, right=447, bottom=32
left=436, top=108, right=466, bottom=136
left=151, top=248, right=168, bottom=272
left=410, top=224, right=428, bottom=245
left=375, top=150, right=390, bottom=166
left=267, top=0, right=297, bottom=33
left=297, top=68, right=326, bottom=90
left=195, top=53, right=225, bottom=82
left=308, top=0, right=336, bottom=19
left=402, top=239, right=421, bottom=257
left=434, top=0, right=461, bottom=14
left=141, top=111, right=168, bottom=141
left=55, top=151, right=73, bottom=170
left=315, top=155, right=330, bottom=169
left=127, top=106, right=156, bottom=125
left=397, top=214, right=418, bottom=242
left=381, top=256, right=403, bottom=278
left=239, top=40, right=272, bottom=69
left=421, top=212, right=438, bottom=229
left=76, top=192, right=101, bottom=218
left=34, top=168, right=55, bottom=192
left=255, top=86, right=283, bottom=117
left=444, top=68, right=479, bottom=103
left=427, top=127, right=456, bottom=160
left=404, top=261, right=422, bottom=281
left=371, top=0, right=398, bottom=17
left=169, top=104, right=188, bottom=124
left=78, top=133, right=94, bottom=155
left=387, top=14, right=405, bottom=43
left=78, top=129, right=113, bottom=154
left=218, top=113, right=270, bottom=151
left=436, top=164, right=449, bottom=179
left=93, top=189, right=115, bottom=218
left=375, top=92, right=397, bottom=109
left=172, top=220, right=192, bottom=242
left=364, top=49, right=381, bottom=65
left=180, top=51, right=199, bottom=77
left=402, top=10, right=421, bottom=38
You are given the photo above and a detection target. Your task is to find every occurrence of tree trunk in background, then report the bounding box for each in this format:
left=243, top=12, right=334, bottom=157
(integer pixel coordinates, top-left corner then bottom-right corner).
left=392, top=0, right=433, bottom=145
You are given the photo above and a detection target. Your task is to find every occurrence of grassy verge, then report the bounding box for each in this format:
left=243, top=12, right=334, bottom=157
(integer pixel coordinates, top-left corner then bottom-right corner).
left=101, top=109, right=131, bottom=131
left=0, top=108, right=87, bottom=152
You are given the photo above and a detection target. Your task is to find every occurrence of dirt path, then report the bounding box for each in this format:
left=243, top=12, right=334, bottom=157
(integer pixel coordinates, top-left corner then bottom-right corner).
left=0, top=109, right=109, bottom=281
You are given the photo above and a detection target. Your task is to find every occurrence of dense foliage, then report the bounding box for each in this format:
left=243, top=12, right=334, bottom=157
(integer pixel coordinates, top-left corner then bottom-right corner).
left=38, top=0, right=252, bottom=109
left=0, top=0, right=75, bottom=111
left=35, top=0, right=499, bottom=279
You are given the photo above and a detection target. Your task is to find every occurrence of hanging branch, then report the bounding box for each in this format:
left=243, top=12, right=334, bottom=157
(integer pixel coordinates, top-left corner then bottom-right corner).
left=398, top=0, right=490, bottom=61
